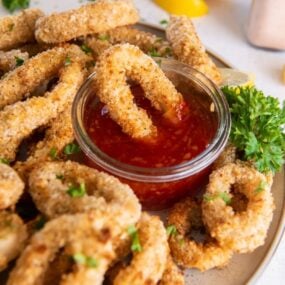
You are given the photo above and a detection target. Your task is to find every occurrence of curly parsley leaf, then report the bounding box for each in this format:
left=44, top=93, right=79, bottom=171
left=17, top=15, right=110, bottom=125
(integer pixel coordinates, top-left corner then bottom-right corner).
left=204, top=192, right=232, bottom=205
left=72, top=253, right=99, bottom=268
left=127, top=225, right=142, bottom=252
left=166, top=225, right=177, bottom=237
left=0, top=157, right=10, bottom=164
left=2, top=0, right=30, bottom=12
left=64, top=143, right=81, bottom=155
left=222, top=86, right=285, bottom=173
left=15, top=56, right=24, bottom=67
left=67, top=183, right=86, bottom=198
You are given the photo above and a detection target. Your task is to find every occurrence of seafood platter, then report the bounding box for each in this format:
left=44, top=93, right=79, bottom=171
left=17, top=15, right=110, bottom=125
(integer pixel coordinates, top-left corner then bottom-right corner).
left=0, top=1, right=284, bottom=284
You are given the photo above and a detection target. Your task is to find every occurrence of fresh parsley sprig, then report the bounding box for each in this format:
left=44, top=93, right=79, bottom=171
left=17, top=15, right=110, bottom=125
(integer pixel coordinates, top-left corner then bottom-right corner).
left=222, top=86, right=285, bottom=173
left=2, top=0, right=30, bottom=12
left=127, top=225, right=142, bottom=252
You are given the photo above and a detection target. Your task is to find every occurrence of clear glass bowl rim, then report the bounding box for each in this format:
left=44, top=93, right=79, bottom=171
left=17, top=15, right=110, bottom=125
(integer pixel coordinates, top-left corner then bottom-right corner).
left=72, top=58, right=231, bottom=183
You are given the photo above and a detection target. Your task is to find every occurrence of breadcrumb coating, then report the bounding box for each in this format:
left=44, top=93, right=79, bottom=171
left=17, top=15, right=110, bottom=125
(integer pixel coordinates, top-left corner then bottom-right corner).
left=114, top=213, right=168, bottom=285
left=0, top=9, right=44, bottom=50
left=202, top=163, right=275, bottom=253
left=14, top=105, right=74, bottom=181
left=168, top=198, right=233, bottom=271
left=0, top=58, right=85, bottom=161
left=28, top=161, right=141, bottom=227
left=86, top=25, right=172, bottom=58
left=0, top=50, right=29, bottom=74
left=94, top=43, right=184, bottom=139
left=166, top=16, right=222, bottom=85
left=0, top=164, right=24, bottom=209
left=35, top=0, right=139, bottom=43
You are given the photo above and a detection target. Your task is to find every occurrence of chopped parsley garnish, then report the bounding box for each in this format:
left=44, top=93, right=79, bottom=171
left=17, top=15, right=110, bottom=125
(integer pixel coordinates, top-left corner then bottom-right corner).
left=72, top=253, right=99, bottom=268
left=159, top=19, right=169, bottom=26
left=80, top=44, right=92, bottom=54
left=163, top=47, right=173, bottom=57
left=204, top=192, right=232, bottom=205
left=148, top=47, right=161, bottom=58
left=15, top=56, right=24, bottom=67
left=255, top=180, right=267, bottom=194
left=0, top=157, right=10, bottom=164
left=2, top=0, right=30, bottom=12
left=97, top=34, right=110, bottom=41
left=56, top=174, right=64, bottom=180
left=166, top=225, right=177, bottom=237
left=67, top=182, right=86, bottom=198
left=127, top=225, right=142, bottom=252
left=34, top=216, right=46, bottom=231
left=222, top=86, right=285, bottom=173
left=49, top=147, right=58, bottom=160
left=64, top=143, right=81, bottom=155
left=64, top=56, right=71, bottom=66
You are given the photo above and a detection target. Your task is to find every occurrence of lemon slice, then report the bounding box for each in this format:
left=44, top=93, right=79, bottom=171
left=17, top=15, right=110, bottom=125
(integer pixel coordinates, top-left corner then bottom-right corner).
left=219, top=68, right=255, bottom=87
left=154, top=0, right=208, bottom=18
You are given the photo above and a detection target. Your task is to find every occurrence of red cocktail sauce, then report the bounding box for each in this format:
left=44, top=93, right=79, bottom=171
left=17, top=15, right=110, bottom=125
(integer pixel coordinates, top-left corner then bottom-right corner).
left=84, top=85, right=217, bottom=209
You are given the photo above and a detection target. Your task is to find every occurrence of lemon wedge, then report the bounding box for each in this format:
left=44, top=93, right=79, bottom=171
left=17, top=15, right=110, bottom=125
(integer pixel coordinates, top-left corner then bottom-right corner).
left=219, top=68, right=255, bottom=87
left=154, top=0, right=208, bottom=18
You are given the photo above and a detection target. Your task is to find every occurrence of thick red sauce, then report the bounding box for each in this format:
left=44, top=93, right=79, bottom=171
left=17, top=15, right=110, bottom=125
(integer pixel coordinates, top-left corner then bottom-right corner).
left=84, top=85, right=217, bottom=209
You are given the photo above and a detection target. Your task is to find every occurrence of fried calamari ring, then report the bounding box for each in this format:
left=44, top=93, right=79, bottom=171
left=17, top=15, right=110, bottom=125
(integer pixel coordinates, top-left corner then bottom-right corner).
left=159, top=256, right=185, bottom=285
left=0, top=164, right=27, bottom=270
left=113, top=213, right=168, bottom=285
left=0, top=9, right=44, bottom=50
left=94, top=43, right=184, bottom=139
left=0, top=211, right=27, bottom=271
left=166, top=16, right=222, bottom=85
left=35, top=0, right=139, bottom=44
left=167, top=198, right=233, bottom=271
left=0, top=45, right=82, bottom=110
left=0, top=164, right=24, bottom=209
left=0, top=57, right=85, bottom=162
left=202, top=163, right=274, bottom=253
left=86, top=26, right=172, bottom=58
left=28, top=161, right=141, bottom=227
left=14, top=105, right=74, bottom=181
left=0, top=50, right=29, bottom=74
left=7, top=211, right=125, bottom=285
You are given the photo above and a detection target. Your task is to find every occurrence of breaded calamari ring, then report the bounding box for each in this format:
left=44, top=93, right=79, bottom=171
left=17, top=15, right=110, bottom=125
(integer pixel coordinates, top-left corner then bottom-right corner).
left=0, top=165, right=27, bottom=271
left=0, top=50, right=29, bottom=74
left=86, top=26, right=172, bottom=58
left=159, top=256, right=185, bottom=285
left=35, top=0, right=139, bottom=44
left=166, top=16, right=222, bottom=85
left=0, top=58, right=86, bottom=161
left=167, top=198, right=233, bottom=271
left=0, top=46, right=72, bottom=110
left=0, top=9, right=44, bottom=50
left=28, top=161, right=141, bottom=227
left=14, top=105, right=74, bottom=180
left=202, top=163, right=275, bottom=253
left=0, top=211, right=27, bottom=271
left=0, top=164, right=24, bottom=209
left=114, top=213, right=168, bottom=285
left=7, top=211, right=125, bottom=285
left=94, top=43, right=184, bottom=139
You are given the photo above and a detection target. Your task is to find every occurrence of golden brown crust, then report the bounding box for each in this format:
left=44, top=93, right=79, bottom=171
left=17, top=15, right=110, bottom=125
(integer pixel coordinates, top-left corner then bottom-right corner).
left=202, top=163, right=275, bottom=253
left=166, top=16, right=222, bottom=85
left=35, top=0, right=139, bottom=43
left=0, top=50, right=29, bottom=74
left=0, top=50, right=86, bottom=161
left=0, top=9, right=44, bottom=50
left=28, top=161, right=141, bottom=227
left=94, top=43, right=184, bottom=139
left=114, top=213, right=168, bottom=285
left=168, top=198, right=233, bottom=271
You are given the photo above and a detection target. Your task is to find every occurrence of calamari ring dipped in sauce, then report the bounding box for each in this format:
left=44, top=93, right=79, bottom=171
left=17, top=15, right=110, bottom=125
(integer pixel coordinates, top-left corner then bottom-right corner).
left=94, top=43, right=184, bottom=140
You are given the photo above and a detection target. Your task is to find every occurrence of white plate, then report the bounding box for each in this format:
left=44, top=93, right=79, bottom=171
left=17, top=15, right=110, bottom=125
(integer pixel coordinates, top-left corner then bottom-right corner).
left=0, top=2, right=284, bottom=284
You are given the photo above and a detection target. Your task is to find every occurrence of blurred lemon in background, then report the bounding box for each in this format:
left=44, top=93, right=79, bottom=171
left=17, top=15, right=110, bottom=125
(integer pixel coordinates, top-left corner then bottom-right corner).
left=154, top=0, right=208, bottom=17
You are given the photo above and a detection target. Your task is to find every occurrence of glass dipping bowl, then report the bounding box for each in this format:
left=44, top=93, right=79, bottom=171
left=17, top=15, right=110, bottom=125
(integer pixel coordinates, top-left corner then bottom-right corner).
left=72, top=58, right=231, bottom=210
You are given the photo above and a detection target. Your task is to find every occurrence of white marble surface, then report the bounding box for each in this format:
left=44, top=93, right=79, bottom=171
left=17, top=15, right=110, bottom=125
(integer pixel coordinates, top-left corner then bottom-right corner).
left=0, top=0, right=284, bottom=284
